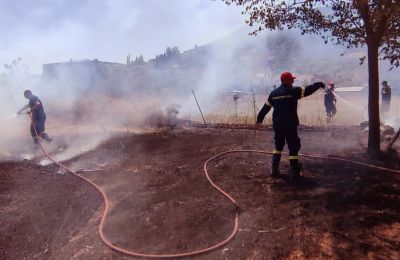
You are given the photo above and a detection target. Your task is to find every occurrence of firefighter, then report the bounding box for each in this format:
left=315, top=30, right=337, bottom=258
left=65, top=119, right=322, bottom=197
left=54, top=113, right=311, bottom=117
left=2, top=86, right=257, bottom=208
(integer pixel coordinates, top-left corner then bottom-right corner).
left=255, top=72, right=325, bottom=180
left=324, top=81, right=337, bottom=123
left=381, top=81, right=391, bottom=114
left=17, top=90, right=52, bottom=147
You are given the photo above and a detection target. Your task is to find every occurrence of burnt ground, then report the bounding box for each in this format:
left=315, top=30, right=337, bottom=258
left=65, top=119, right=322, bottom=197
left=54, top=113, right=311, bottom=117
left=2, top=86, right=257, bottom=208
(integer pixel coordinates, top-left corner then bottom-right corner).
left=1, top=127, right=400, bottom=260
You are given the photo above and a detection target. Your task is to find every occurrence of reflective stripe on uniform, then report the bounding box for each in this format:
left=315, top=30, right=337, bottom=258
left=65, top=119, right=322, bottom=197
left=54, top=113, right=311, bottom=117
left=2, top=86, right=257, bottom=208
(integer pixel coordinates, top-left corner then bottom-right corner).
left=272, top=95, right=292, bottom=100
left=265, top=101, right=272, bottom=107
left=301, top=87, right=305, bottom=98
left=273, top=150, right=282, bottom=154
left=288, top=156, right=299, bottom=160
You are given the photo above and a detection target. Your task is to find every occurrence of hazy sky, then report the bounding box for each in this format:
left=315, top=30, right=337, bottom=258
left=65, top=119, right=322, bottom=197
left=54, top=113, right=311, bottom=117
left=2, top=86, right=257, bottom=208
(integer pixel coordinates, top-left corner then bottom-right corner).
left=0, top=0, right=244, bottom=74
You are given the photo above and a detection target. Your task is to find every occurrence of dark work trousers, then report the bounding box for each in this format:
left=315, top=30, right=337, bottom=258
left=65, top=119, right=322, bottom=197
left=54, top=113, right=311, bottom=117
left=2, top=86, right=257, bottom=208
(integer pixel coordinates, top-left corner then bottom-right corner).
left=381, top=97, right=391, bottom=113
left=272, top=124, right=301, bottom=172
left=30, top=116, right=48, bottom=144
left=325, top=102, right=337, bottom=117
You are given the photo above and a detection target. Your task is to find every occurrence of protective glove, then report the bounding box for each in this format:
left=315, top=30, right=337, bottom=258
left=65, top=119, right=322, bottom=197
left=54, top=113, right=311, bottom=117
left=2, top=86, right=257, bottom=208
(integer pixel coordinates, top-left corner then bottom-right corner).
left=315, top=82, right=325, bottom=89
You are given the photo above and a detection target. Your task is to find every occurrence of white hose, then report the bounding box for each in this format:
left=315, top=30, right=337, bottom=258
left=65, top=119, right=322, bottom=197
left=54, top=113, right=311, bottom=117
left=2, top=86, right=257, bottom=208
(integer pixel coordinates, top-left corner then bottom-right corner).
left=332, top=92, right=366, bottom=112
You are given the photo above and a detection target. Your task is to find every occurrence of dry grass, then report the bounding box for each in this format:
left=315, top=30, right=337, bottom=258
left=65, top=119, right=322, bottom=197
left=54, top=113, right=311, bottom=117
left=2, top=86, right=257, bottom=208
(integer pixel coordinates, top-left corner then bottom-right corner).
left=185, top=92, right=400, bottom=126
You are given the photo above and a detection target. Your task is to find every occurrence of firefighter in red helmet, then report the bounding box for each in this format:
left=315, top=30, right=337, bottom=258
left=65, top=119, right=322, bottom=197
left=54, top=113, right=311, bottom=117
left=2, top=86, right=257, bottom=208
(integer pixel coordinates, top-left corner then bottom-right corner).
left=324, top=81, right=337, bottom=123
left=256, top=72, right=325, bottom=181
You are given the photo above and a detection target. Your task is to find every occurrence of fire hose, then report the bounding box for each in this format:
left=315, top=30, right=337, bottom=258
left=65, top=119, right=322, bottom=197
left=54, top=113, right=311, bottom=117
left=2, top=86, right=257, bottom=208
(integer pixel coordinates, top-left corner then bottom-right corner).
left=29, top=114, right=400, bottom=258
left=332, top=91, right=367, bottom=112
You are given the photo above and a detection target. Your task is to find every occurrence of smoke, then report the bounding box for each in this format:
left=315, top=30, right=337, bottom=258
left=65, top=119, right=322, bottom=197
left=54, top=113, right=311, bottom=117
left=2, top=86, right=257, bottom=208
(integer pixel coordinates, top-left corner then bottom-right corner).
left=0, top=67, right=194, bottom=162
left=0, top=73, right=41, bottom=160
left=180, top=27, right=399, bottom=128
left=1, top=1, right=399, bottom=163
left=38, top=132, right=113, bottom=166
left=0, top=0, right=243, bottom=74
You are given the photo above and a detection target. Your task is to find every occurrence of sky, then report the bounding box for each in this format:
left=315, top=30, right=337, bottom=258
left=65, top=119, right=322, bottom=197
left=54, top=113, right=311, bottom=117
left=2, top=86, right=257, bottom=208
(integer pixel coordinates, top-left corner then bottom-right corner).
left=0, top=0, right=244, bottom=74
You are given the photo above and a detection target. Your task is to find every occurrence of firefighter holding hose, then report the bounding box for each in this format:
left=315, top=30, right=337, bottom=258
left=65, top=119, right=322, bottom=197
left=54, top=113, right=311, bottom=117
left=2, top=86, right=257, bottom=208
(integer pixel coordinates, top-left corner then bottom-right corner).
left=256, top=72, right=325, bottom=181
left=17, top=90, right=52, bottom=148
left=324, top=81, right=337, bottom=123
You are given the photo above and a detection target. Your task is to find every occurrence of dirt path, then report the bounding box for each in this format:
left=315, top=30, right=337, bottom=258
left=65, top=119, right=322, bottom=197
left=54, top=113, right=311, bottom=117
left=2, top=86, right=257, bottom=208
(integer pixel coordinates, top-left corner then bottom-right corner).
left=1, top=127, right=400, bottom=259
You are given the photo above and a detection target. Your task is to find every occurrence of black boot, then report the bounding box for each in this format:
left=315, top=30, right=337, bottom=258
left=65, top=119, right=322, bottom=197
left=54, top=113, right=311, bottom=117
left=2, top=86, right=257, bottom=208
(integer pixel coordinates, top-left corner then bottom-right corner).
left=270, top=154, right=281, bottom=178
left=289, top=159, right=303, bottom=181
left=40, top=132, right=52, bottom=143
left=32, top=141, right=40, bottom=153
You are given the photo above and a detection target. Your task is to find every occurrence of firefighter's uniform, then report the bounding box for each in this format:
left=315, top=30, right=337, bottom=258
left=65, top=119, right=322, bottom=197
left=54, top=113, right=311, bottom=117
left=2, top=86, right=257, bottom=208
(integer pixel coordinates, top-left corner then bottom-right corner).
left=28, top=95, right=51, bottom=145
left=324, top=86, right=337, bottom=119
left=381, top=82, right=391, bottom=113
left=257, top=82, right=324, bottom=178
left=17, top=90, right=52, bottom=148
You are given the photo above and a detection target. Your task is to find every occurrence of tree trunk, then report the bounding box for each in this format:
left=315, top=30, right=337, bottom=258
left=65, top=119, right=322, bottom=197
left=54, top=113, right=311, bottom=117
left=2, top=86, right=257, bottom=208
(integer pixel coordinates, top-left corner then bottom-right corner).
left=367, top=40, right=381, bottom=154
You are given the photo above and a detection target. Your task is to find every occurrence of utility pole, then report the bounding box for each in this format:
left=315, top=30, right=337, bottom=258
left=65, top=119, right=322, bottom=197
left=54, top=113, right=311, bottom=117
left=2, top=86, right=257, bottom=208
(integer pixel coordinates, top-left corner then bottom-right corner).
left=251, top=88, right=257, bottom=136
left=191, top=89, right=207, bottom=127
left=388, top=128, right=400, bottom=151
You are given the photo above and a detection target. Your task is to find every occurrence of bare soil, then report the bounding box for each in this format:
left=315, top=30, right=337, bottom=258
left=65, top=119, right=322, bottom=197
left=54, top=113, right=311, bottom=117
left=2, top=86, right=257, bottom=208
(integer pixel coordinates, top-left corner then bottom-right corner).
left=1, top=127, right=400, bottom=260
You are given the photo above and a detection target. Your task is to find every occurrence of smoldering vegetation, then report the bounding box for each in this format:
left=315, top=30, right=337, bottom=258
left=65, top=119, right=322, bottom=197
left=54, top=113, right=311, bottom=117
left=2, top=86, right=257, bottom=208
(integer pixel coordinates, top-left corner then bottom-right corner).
left=0, top=28, right=398, bottom=162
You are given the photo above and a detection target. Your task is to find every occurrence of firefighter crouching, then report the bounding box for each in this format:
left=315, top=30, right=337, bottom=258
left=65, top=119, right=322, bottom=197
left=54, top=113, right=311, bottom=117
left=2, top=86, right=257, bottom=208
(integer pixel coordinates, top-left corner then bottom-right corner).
left=255, top=72, right=325, bottom=181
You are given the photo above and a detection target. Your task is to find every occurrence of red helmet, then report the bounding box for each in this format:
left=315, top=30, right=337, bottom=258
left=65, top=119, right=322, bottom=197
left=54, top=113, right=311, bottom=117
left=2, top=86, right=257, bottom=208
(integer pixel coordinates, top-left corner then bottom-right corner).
left=280, top=72, right=297, bottom=82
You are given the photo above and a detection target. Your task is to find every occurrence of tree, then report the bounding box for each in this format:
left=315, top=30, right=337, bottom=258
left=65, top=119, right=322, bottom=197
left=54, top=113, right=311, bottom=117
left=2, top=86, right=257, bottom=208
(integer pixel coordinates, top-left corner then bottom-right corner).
left=134, top=55, right=145, bottom=65
left=153, top=47, right=181, bottom=66
left=4, top=57, right=29, bottom=75
left=221, top=0, right=400, bottom=154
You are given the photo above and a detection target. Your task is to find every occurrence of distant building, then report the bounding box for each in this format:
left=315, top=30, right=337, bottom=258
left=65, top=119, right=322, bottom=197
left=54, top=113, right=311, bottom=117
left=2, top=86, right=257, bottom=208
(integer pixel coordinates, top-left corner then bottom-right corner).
left=42, top=59, right=137, bottom=94
left=42, top=59, right=125, bottom=79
